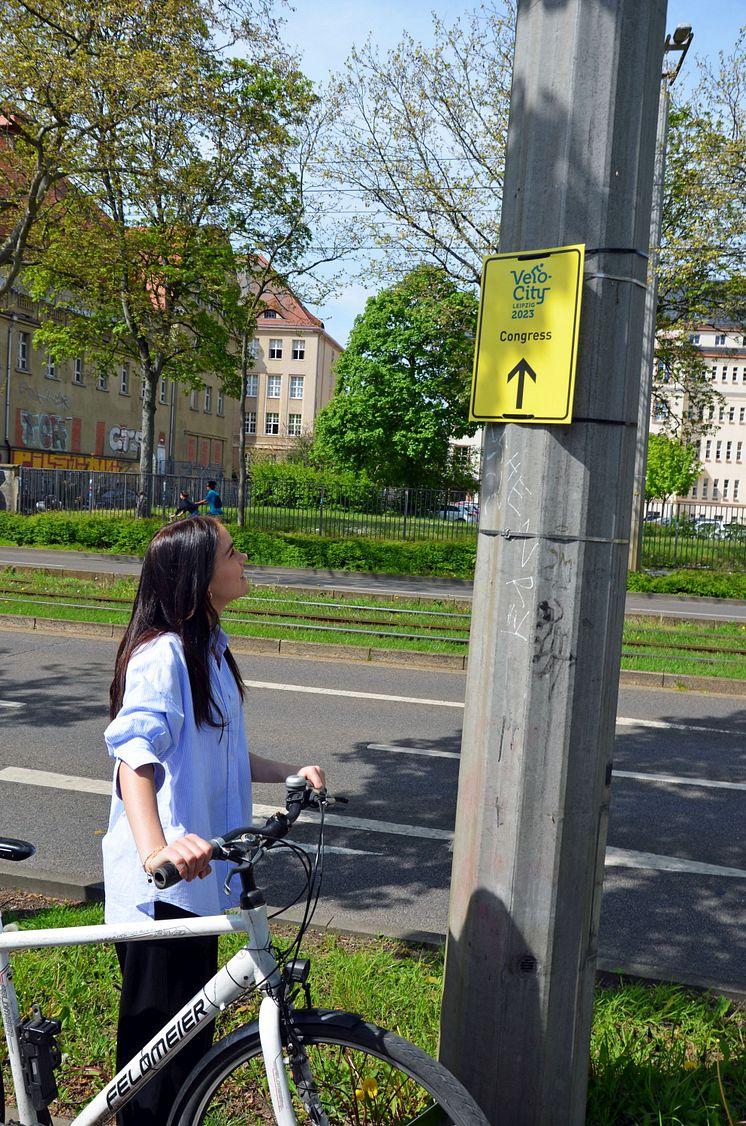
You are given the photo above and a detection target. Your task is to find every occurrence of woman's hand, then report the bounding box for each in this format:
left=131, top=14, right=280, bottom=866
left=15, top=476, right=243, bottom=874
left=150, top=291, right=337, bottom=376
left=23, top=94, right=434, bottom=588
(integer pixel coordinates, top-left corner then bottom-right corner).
left=298, top=764, right=326, bottom=791
left=145, top=833, right=213, bottom=881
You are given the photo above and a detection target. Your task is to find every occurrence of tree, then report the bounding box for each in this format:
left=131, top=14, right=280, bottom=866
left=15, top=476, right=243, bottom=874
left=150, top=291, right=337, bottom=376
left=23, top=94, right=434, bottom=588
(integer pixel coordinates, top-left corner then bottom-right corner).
left=13, top=0, right=315, bottom=515
left=645, top=433, right=700, bottom=503
left=313, top=265, right=478, bottom=487
left=323, top=5, right=746, bottom=443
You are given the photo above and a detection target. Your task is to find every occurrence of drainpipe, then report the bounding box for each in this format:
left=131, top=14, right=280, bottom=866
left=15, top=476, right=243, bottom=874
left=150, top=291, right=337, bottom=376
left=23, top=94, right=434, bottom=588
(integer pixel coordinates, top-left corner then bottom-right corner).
left=3, top=312, right=17, bottom=462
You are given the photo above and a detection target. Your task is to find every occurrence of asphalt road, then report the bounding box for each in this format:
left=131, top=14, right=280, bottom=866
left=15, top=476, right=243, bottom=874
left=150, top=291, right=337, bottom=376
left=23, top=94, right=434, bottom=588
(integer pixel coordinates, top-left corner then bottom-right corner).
left=1, top=544, right=745, bottom=622
left=0, top=631, right=743, bottom=994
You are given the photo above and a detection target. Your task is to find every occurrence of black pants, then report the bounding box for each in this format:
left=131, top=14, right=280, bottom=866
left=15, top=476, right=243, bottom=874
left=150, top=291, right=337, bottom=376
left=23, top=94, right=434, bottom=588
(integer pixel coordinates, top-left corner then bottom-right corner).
left=115, top=902, right=218, bottom=1126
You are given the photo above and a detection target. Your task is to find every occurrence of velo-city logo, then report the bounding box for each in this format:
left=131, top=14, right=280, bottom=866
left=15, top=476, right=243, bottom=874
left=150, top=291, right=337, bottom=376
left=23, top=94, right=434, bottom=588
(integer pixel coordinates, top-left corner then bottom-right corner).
left=510, top=261, right=552, bottom=320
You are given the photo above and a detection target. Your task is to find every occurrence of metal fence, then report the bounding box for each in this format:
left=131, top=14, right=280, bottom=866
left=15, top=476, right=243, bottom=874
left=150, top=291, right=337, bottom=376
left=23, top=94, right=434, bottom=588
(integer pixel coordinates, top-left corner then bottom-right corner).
left=14, top=468, right=481, bottom=542
left=641, top=500, right=746, bottom=569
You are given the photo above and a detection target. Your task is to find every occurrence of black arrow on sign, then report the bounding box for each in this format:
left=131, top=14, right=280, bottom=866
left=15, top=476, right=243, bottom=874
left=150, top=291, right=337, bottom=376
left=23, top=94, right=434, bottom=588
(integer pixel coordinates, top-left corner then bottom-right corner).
left=507, top=357, right=537, bottom=410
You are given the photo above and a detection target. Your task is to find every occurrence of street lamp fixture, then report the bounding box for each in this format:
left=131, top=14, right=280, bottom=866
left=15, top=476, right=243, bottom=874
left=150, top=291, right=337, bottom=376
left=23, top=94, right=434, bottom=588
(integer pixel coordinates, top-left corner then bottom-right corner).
left=663, top=25, right=693, bottom=83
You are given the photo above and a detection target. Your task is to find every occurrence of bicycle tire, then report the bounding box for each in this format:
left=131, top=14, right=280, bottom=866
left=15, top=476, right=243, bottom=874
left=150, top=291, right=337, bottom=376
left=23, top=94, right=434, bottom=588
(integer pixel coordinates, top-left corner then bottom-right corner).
left=168, top=1008, right=488, bottom=1126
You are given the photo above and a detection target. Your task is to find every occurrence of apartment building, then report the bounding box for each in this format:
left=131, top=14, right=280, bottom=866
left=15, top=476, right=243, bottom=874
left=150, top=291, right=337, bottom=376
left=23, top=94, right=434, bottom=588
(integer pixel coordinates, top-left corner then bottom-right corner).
left=242, top=287, right=342, bottom=459
left=650, top=326, right=746, bottom=505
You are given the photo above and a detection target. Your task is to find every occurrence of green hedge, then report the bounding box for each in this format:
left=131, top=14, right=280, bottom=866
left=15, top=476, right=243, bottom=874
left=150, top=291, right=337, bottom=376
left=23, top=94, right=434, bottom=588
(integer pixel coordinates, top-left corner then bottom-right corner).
left=5, top=512, right=746, bottom=592
left=0, top=513, right=477, bottom=579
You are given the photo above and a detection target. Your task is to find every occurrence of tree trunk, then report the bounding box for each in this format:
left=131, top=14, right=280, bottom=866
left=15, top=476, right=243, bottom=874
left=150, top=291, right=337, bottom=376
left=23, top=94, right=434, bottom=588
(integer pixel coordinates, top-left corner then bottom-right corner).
left=137, top=359, right=157, bottom=518
left=237, top=329, right=250, bottom=528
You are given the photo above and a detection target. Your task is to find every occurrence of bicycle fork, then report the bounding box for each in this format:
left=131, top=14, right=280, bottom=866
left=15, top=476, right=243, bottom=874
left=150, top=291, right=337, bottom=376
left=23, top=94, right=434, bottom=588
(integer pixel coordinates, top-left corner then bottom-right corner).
left=258, top=995, right=329, bottom=1126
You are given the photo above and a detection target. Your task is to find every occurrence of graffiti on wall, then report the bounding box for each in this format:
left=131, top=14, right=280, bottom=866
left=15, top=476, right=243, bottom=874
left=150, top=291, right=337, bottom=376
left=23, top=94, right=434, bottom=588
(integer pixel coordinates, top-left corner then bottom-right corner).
left=18, top=410, right=72, bottom=452
left=12, top=451, right=128, bottom=471
left=109, top=425, right=142, bottom=456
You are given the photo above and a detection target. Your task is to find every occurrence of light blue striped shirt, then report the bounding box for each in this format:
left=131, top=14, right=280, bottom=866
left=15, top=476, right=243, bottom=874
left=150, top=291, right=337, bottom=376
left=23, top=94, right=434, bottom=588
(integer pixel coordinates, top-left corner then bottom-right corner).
left=102, top=629, right=252, bottom=923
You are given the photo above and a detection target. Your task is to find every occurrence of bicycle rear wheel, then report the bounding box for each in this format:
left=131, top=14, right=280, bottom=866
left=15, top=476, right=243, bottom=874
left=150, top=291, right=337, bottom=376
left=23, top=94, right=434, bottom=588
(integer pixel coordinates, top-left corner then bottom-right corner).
left=168, top=1008, right=488, bottom=1126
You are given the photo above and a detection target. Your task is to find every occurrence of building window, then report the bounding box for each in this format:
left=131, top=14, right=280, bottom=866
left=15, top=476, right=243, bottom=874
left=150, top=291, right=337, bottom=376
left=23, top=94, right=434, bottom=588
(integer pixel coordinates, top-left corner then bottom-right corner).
left=705, top=440, right=711, bottom=460
left=268, top=339, right=283, bottom=359
left=723, top=479, right=730, bottom=499
left=292, top=339, right=305, bottom=361
left=73, top=357, right=84, bottom=385
left=716, top=441, right=722, bottom=460
left=264, top=411, right=280, bottom=435
left=262, top=309, right=278, bottom=319
left=97, top=371, right=108, bottom=391
left=653, top=400, right=668, bottom=422
left=733, top=368, right=739, bottom=383
left=729, top=406, right=735, bottom=422
left=159, top=378, right=167, bottom=405
left=190, top=389, right=199, bottom=410
left=726, top=441, right=732, bottom=461
left=738, top=442, right=743, bottom=463
left=288, top=413, right=302, bottom=436
left=217, top=389, right=224, bottom=416
left=245, top=374, right=258, bottom=398
left=710, top=367, right=717, bottom=381
left=689, top=333, right=700, bottom=344
left=715, top=334, right=727, bottom=346
left=244, top=411, right=256, bottom=435
left=713, top=479, right=719, bottom=498
left=267, top=375, right=281, bottom=398
left=721, top=366, right=728, bottom=382
left=702, top=479, right=709, bottom=498
left=289, top=376, right=304, bottom=399
left=204, top=385, right=212, bottom=413
left=719, top=406, right=725, bottom=422
left=735, top=481, right=741, bottom=500
left=691, top=483, right=698, bottom=498
left=740, top=408, right=745, bottom=424
left=17, top=332, right=30, bottom=371
left=120, top=364, right=129, bottom=395
left=45, top=354, right=57, bottom=380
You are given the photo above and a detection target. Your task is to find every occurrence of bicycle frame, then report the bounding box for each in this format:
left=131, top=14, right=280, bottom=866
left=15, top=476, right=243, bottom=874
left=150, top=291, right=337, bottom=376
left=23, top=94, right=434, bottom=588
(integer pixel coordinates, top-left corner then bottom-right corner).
left=0, top=903, right=299, bottom=1126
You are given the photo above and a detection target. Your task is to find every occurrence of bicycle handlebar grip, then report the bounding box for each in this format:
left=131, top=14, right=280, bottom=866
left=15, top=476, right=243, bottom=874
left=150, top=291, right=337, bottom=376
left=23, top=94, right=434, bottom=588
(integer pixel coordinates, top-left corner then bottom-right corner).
left=151, top=860, right=181, bottom=890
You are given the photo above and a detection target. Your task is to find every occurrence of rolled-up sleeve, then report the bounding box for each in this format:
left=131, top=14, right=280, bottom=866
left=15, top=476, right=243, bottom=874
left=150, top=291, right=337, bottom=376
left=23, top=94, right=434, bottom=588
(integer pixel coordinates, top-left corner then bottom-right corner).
left=104, top=639, right=186, bottom=792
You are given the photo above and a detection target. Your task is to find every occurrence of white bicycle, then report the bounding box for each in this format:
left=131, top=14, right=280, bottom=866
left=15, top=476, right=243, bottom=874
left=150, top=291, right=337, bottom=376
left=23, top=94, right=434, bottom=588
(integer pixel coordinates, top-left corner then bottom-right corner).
left=0, top=777, right=488, bottom=1125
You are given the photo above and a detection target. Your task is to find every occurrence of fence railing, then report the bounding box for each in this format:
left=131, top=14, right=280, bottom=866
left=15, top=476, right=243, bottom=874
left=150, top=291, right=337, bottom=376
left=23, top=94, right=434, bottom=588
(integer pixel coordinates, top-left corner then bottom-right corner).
left=641, top=500, right=746, bottom=569
left=11, top=468, right=481, bottom=542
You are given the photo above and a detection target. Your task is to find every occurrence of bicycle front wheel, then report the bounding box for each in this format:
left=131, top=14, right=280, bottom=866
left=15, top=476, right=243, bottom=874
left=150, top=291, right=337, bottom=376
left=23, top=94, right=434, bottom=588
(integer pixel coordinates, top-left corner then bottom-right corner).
left=168, top=1008, right=488, bottom=1126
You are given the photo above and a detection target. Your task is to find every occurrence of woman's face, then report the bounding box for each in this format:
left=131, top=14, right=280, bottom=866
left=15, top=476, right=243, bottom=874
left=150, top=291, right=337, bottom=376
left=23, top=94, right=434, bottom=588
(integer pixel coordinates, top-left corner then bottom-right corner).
left=208, top=523, right=248, bottom=614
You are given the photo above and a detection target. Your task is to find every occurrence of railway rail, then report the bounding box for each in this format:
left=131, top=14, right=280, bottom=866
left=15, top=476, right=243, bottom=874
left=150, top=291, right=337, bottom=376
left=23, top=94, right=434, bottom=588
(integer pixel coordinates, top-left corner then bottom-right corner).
left=0, top=578, right=744, bottom=671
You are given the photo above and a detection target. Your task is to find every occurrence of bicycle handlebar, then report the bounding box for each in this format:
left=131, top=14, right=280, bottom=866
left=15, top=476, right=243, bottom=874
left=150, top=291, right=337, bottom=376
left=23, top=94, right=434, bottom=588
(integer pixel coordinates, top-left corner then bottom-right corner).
left=151, top=776, right=342, bottom=891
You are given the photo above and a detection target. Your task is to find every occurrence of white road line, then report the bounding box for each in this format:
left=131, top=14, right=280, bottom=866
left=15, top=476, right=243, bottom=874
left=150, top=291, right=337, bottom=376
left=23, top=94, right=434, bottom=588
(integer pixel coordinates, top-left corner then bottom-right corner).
left=243, top=680, right=463, bottom=708
left=366, top=743, right=460, bottom=759
left=0, top=701, right=24, bottom=710
left=616, top=716, right=742, bottom=736
left=613, top=769, right=746, bottom=792
left=2, top=767, right=744, bottom=880
left=243, top=682, right=742, bottom=734
left=605, top=848, right=746, bottom=879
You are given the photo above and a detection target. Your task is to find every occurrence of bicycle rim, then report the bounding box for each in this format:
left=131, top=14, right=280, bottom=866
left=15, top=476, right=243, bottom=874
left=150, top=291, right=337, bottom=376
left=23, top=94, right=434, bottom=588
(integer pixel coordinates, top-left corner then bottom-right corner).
left=170, top=1009, right=488, bottom=1126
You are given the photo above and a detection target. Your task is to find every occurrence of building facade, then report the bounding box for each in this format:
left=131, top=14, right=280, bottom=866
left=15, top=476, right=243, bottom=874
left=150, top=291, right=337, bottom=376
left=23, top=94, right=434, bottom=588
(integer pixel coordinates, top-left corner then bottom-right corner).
left=242, top=289, right=342, bottom=460
left=650, top=326, right=746, bottom=506
left=0, top=288, right=239, bottom=475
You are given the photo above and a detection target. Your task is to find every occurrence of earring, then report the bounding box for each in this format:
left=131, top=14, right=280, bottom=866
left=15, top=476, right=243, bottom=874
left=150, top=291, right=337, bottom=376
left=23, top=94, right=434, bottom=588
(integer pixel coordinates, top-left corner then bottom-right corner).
left=208, top=590, right=213, bottom=600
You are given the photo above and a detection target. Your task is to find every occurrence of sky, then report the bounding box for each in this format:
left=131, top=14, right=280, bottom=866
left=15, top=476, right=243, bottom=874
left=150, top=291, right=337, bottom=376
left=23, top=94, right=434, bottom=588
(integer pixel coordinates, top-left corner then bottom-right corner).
left=278, top=1, right=745, bottom=347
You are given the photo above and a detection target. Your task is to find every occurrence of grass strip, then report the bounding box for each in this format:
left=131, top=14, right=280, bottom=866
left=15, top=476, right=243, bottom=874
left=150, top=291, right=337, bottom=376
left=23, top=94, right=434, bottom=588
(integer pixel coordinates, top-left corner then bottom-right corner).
left=0, top=900, right=743, bottom=1124
left=4, top=568, right=746, bottom=677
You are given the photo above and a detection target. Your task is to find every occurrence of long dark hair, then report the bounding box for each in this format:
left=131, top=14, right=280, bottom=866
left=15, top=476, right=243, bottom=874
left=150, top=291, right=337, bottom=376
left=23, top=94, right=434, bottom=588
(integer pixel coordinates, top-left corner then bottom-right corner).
left=109, top=516, right=244, bottom=727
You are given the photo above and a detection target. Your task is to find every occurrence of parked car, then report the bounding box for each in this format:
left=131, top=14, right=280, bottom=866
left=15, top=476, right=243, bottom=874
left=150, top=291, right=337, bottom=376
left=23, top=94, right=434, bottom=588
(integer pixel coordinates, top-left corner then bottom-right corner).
left=693, top=516, right=725, bottom=539
left=438, top=502, right=479, bottom=524
left=94, top=485, right=138, bottom=509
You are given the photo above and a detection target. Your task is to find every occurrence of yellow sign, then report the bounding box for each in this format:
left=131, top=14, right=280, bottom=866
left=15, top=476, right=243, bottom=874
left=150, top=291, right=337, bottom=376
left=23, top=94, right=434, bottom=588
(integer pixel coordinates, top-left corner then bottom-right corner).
left=469, top=244, right=584, bottom=424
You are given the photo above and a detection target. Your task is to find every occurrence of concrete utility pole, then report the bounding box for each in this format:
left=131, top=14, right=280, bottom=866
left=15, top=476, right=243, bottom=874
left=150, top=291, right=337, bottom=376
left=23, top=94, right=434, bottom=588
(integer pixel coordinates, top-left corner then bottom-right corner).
left=628, top=26, right=694, bottom=571
left=439, top=3, right=667, bottom=1124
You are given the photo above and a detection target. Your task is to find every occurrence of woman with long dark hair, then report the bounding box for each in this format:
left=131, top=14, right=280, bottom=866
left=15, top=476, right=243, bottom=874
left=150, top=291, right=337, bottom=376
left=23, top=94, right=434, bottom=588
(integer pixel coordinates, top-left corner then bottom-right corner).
left=102, top=516, right=324, bottom=1126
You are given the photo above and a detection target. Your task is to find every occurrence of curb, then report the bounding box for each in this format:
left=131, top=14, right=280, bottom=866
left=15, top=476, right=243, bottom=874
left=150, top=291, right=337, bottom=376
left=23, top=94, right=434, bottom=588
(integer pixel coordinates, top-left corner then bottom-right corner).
left=4, top=614, right=746, bottom=689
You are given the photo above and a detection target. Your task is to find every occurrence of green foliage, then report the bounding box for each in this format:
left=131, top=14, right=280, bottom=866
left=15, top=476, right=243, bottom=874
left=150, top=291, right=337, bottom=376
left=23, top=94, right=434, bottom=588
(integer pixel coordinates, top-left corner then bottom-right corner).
left=248, top=460, right=379, bottom=510
left=313, top=265, right=479, bottom=488
left=645, top=434, right=700, bottom=502
left=627, top=568, right=746, bottom=600
left=0, top=512, right=160, bottom=552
